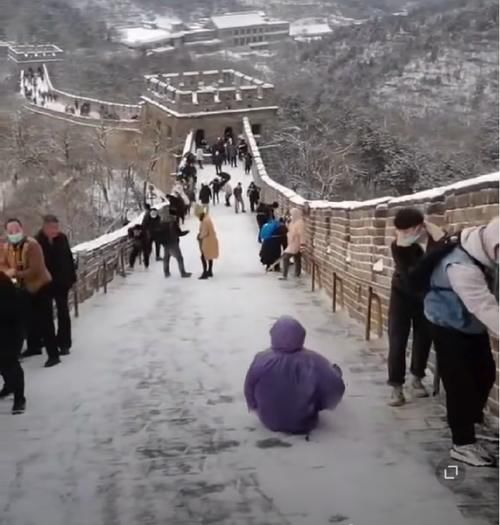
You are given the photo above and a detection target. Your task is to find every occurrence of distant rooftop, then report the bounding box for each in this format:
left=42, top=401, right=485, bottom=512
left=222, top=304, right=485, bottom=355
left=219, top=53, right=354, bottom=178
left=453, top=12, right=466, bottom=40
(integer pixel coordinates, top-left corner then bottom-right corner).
left=8, top=44, right=64, bottom=63
left=211, top=11, right=288, bottom=30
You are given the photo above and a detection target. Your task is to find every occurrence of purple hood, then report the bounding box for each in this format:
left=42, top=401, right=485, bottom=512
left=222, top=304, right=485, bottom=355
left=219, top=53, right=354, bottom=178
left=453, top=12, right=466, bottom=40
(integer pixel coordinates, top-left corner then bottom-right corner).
left=270, top=316, right=306, bottom=353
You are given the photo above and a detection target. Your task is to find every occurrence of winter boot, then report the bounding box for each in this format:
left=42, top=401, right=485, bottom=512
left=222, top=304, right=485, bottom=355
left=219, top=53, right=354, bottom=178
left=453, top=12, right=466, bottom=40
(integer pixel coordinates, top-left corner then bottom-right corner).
left=411, top=377, right=429, bottom=398
left=0, top=387, right=12, bottom=399
left=388, top=386, right=405, bottom=407
left=199, top=272, right=209, bottom=280
left=44, top=356, right=61, bottom=368
left=12, top=397, right=26, bottom=415
left=450, top=443, right=496, bottom=467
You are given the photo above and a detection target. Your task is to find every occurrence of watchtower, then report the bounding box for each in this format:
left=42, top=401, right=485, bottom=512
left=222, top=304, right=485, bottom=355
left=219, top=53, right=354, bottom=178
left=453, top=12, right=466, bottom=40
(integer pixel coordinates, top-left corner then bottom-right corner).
left=8, top=44, right=65, bottom=65
left=141, top=68, right=277, bottom=150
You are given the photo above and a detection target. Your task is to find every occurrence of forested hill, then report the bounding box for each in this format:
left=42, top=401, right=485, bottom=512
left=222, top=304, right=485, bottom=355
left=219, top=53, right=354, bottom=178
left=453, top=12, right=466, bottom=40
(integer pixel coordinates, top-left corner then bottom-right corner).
left=265, top=0, right=498, bottom=201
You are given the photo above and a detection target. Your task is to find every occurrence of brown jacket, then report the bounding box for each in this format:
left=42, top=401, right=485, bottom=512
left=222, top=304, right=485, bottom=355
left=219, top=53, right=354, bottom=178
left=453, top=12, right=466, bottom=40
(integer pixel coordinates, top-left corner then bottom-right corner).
left=0, top=237, right=52, bottom=293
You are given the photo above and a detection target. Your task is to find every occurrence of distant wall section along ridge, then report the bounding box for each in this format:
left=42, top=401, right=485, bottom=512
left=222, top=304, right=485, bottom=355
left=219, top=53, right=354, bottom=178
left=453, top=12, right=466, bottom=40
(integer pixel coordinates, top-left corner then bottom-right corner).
left=242, top=116, right=500, bottom=419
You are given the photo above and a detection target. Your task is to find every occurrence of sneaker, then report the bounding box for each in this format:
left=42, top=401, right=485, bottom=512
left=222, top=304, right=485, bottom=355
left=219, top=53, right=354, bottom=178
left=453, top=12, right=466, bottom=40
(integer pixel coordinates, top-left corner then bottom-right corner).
left=388, top=386, right=406, bottom=407
left=450, top=443, right=496, bottom=467
left=0, top=388, right=12, bottom=399
left=164, top=272, right=171, bottom=278
left=411, top=377, right=429, bottom=398
left=21, top=349, right=42, bottom=358
left=181, top=272, right=192, bottom=278
left=12, top=398, right=26, bottom=415
left=44, top=357, right=61, bottom=368
left=279, top=276, right=288, bottom=281
left=59, top=348, right=70, bottom=356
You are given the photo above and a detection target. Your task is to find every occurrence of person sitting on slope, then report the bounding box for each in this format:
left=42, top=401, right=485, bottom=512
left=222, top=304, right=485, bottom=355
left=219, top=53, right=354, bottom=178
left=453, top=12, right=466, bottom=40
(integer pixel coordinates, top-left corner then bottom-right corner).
left=244, top=316, right=345, bottom=435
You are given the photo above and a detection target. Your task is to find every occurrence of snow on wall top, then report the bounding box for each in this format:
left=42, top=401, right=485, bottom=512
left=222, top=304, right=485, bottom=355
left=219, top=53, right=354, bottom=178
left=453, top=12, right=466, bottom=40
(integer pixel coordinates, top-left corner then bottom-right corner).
left=242, top=117, right=499, bottom=211
left=211, top=12, right=287, bottom=29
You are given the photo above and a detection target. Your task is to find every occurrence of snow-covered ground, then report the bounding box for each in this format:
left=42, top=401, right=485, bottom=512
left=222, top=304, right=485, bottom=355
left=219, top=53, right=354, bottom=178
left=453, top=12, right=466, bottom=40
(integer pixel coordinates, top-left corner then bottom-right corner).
left=118, top=27, right=173, bottom=48
left=0, top=162, right=497, bottom=524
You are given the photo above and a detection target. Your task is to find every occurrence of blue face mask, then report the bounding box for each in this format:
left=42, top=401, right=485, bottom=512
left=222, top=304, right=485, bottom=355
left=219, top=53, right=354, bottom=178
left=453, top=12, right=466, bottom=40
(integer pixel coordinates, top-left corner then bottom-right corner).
left=7, top=233, right=24, bottom=245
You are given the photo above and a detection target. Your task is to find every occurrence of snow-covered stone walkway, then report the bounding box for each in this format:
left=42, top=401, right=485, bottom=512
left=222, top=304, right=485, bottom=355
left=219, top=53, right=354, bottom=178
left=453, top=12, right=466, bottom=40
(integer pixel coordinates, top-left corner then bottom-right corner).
left=0, top=163, right=497, bottom=525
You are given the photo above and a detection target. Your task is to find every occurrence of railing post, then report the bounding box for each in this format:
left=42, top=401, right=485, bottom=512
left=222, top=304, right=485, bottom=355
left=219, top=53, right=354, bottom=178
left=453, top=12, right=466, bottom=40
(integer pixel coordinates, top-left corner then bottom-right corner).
left=365, top=286, right=373, bottom=341
left=311, top=260, right=316, bottom=292
left=103, top=259, right=108, bottom=294
left=332, top=271, right=337, bottom=312
left=73, top=286, right=79, bottom=318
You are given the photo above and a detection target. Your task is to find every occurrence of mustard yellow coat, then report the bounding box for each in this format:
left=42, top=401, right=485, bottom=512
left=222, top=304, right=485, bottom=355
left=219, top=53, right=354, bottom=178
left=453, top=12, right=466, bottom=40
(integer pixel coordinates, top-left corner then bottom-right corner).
left=198, top=215, right=219, bottom=260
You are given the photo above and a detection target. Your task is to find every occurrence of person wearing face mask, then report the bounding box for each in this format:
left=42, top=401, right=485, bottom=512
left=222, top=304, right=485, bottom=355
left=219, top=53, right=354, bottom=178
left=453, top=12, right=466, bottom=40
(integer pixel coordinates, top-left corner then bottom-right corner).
left=387, top=208, right=445, bottom=407
left=424, top=218, right=499, bottom=467
left=0, top=218, right=60, bottom=368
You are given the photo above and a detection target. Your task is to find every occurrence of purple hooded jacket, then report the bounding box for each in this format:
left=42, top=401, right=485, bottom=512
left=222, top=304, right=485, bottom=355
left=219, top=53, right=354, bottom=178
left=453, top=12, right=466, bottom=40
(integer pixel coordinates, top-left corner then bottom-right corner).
left=244, top=316, right=345, bottom=434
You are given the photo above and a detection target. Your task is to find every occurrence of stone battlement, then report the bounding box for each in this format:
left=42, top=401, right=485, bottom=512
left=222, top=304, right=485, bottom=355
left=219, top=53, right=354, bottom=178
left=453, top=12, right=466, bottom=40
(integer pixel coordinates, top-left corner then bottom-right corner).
left=144, top=69, right=274, bottom=114
left=8, top=44, right=64, bottom=63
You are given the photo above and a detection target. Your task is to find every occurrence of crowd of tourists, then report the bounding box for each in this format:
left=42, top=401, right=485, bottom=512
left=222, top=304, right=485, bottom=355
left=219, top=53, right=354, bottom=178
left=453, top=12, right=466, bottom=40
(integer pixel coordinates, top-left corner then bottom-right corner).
left=2, top=135, right=498, bottom=471
left=0, top=215, right=76, bottom=415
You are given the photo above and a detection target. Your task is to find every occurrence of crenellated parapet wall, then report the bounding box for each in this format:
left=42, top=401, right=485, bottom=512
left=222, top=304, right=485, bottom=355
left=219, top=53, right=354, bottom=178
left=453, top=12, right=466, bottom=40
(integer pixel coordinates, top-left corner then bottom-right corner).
left=243, top=117, right=500, bottom=418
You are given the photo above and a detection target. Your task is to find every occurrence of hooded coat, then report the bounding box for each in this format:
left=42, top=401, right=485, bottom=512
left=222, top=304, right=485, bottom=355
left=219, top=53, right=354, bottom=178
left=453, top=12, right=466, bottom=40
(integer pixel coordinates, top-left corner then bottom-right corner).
left=285, top=208, right=306, bottom=255
left=244, top=317, right=345, bottom=434
left=197, top=213, right=219, bottom=260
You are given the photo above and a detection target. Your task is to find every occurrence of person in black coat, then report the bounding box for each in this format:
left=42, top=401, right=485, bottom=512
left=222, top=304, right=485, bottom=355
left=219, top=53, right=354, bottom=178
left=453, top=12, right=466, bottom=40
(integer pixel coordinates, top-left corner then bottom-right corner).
left=199, top=183, right=212, bottom=209
left=142, top=208, right=162, bottom=260
left=155, top=212, right=191, bottom=278
left=247, top=183, right=260, bottom=212
left=0, top=271, right=26, bottom=414
left=128, top=224, right=150, bottom=269
left=35, top=215, right=77, bottom=355
left=387, top=207, right=444, bottom=407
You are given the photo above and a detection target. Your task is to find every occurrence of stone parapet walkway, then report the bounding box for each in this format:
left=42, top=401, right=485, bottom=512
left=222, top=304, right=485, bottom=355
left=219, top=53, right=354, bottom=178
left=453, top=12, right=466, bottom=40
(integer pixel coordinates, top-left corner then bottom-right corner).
left=0, top=162, right=497, bottom=525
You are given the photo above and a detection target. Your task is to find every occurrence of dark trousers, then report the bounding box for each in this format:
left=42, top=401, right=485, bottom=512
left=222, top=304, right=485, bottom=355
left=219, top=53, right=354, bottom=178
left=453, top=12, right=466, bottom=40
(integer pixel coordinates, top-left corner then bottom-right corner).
left=27, top=285, right=59, bottom=359
left=215, top=163, right=222, bottom=175
left=151, top=239, right=161, bottom=259
left=431, top=325, right=495, bottom=445
left=230, top=156, right=237, bottom=167
left=225, top=194, right=231, bottom=207
left=250, top=199, right=258, bottom=212
left=53, top=287, right=72, bottom=351
left=198, top=160, right=203, bottom=169
left=0, top=360, right=25, bottom=401
left=387, top=288, right=431, bottom=386
left=163, top=243, right=187, bottom=276
left=212, top=191, right=219, bottom=205
left=283, top=252, right=301, bottom=278
left=129, top=243, right=150, bottom=268
left=201, top=254, right=213, bottom=275
left=245, top=164, right=252, bottom=174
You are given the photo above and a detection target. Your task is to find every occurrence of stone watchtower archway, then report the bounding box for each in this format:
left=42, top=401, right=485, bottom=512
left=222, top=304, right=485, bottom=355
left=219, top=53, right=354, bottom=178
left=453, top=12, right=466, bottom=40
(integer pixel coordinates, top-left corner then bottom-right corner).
left=140, top=69, right=278, bottom=191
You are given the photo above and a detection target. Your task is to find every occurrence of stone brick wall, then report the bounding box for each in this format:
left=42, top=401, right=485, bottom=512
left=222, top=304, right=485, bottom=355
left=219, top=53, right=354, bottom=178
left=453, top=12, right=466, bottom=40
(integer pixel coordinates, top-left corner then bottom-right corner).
left=243, top=117, right=500, bottom=419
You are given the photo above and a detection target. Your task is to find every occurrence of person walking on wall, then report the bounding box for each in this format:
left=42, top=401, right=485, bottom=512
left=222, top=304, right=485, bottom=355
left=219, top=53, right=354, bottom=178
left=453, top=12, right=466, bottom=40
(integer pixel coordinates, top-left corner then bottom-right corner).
left=244, top=152, right=253, bottom=175
left=157, top=212, right=192, bottom=279
left=128, top=223, right=150, bottom=269
left=224, top=182, right=233, bottom=207
left=196, top=146, right=204, bottom=169
left=199, top=183, right=212, bottom=214
left=280, top=208, right=305, bottom=280
left=386, top=208, right=445, bottom=407
left=233, top=183, right=246, bottom=214
left=195, top=206, right=219, bottom=280
left=213, top=150, right=223, bottom=175
left=424, top=218, right=499, bottom=467
left=0, top=218, right=60, bottom=368
left=35, top=215, right=77, bottom=356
